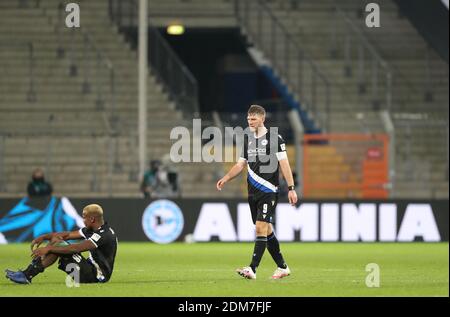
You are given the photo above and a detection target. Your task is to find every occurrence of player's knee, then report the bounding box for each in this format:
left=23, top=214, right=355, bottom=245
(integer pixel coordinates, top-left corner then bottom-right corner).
left=50, top=235, right=63, bottom=245
left=255, top=222, right=269, bottom=236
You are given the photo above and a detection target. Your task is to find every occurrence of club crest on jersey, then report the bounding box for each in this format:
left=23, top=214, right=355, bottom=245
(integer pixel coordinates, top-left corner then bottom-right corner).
left=261, top=139, right=268, bottom=146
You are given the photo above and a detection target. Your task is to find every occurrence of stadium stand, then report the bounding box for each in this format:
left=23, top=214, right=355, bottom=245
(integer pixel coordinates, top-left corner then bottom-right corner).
left=0, top=0, right=242, bottom=198
left=0, top=0, right=447, bottom=199
left=242, top=0, right=449, bottom=198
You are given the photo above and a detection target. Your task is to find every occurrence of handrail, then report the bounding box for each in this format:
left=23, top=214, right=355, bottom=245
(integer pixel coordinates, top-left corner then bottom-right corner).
left=83, top=32, right=113, bottom=70
left=150, top=28, right=197, bottom=87
left=258, top=1, right=330, bottom=85
left=108, top=0, right=200, bottom=119
left=0, top=129, right=115, bottom=138
left=53, top=1, right=117, bottom=134
left=0, top=41, right=36, bottom=102
left=334, top=7, right=389, bottom=70
left=239, top=0, right=388, bottom=134
left=333, top=4, right=435, bottom=113
left=2, top=0, right=126, bottom=196
left=236, top=0, right=331, bottom=131
left=392, top=118, right=449, bottom=192
left=332, top=5, right=392, bottom=112
left=13, top=0, right=40, bottom=8
left=335, top=4, right=432, bottom=105
left=0, top=135, right=5, bottom=192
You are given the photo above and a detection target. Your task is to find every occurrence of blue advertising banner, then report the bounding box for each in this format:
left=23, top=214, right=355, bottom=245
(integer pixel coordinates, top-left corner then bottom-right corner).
left=0, top=197, right=448, bottom=243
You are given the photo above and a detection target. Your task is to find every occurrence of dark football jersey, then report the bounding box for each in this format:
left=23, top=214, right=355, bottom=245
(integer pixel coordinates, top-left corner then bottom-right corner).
left=239, top=129, right=287, bottom=199
left=79, top=222, right=117, bottom=282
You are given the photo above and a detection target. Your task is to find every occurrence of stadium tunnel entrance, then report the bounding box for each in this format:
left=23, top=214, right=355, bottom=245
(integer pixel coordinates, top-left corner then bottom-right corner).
left=120, top=27, right=294, bottom=142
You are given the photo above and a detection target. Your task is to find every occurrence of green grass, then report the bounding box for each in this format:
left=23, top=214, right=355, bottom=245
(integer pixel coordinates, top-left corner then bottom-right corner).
left=0, top=243, right=448, bottom=297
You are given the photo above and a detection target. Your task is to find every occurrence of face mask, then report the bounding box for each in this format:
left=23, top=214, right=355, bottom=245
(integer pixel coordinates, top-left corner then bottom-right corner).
left=33, top=177, right=44, bottom=182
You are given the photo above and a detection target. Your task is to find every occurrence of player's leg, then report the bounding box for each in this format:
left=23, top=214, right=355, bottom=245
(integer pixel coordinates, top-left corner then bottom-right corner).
left=248, top=196, right=277, bottom=274
left=249, top=220, right=270, bottom=273
left=267, top=224, right=290, bottom=279
left=267, top=225, right=287, bottom=268
left=57, top=254, right=99, bottom=283
left=265, top=193, right=290, bottom=278
left=248, top=194, right=281, bottom=274
left=236, top=196, right=264, bottom=279
left=5, top=240, right=64, bottom=284
left=22, top=252, right=60, bottom=281
left=236, top=220, right=269, bottom=279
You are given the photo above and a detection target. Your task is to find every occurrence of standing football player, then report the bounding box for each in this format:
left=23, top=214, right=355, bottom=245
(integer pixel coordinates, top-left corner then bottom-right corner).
left=216, top=105, right=298, bottom=279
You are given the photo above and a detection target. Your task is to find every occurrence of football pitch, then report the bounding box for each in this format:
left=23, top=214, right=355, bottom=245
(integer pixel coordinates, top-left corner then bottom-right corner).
left=0, top=242, right=448, bottom=297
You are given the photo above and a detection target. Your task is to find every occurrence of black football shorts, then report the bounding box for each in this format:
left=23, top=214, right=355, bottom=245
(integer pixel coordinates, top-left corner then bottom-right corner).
left=248, top=193, right=278, bottom=224
left=57, top=253, right=99, bottom=284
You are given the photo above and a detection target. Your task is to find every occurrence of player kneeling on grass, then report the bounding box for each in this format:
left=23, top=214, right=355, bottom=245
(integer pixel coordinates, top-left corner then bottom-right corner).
left=217, top=105, right=298, bottom=280
left=5, top=204, right=118, bottom=285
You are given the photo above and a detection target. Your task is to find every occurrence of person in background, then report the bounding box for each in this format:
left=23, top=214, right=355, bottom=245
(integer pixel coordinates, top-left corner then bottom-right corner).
left=161, top=153, right=180, bottom=198
left=27, top=168, right=53, bottom=197
left=140, top=160, right=160, bottom=198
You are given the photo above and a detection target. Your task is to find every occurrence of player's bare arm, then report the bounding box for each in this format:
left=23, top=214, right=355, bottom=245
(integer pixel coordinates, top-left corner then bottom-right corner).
left=31, top=230, right=83, bottom=251
left=279, top=158, right=298, bottom=206
left=32, top=239, right=96, bottom=259
left=216, top=159, right=246, bottom=191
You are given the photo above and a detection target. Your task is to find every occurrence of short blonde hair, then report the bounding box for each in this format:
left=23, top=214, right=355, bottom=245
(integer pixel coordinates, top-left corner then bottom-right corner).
left=83, top=204, right=104, bottom=220
left=248, top=104, right=266, bottom=117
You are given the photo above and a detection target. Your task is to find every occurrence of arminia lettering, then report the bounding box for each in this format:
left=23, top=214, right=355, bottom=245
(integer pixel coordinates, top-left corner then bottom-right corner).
left=193, top=203, right=442, bottom=242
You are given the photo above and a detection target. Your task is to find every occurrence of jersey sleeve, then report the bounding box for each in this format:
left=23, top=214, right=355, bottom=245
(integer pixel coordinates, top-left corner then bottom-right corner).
left=79, top=227, right=88, bottom=239
left=88, top=231, right=109, bottom=248
left=275, top=135, right=288, bottom=161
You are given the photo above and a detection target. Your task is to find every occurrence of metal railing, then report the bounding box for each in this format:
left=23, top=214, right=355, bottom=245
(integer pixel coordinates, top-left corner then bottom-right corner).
left=0, top=134, right=5, bottom=192
left=0, top=1, right=125, bottom=196
left=20, top=0, right=40, bottom=7
left=331, top=6, right=392, bottom=112
left=53, top=0, right=121, bottom=195
left=331, top=5, right=445, bottom=114
left=0, top=0, right=39, bottom=8
left=0, top=129, right=120, bottom=196
left=393, top=118, right=449, bottom=197
left=109, top=0, right=200, bottom=119
left=0, top=41, right=36, bottom=102
left=52, top=1, right=118, bottom=130
left=235, top=0, right=331, bottom=132
left=148, top=27, right=200, bottom=119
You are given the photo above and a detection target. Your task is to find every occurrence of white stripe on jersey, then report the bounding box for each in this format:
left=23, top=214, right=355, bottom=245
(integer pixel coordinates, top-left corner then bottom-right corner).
left=88, top=253, right=106, bottom=282
left=247, top=164, right=278, bottom=192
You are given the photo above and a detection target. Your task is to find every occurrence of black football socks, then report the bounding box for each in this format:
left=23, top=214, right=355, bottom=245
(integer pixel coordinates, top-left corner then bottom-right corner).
left=22, top=257, right=45, bottom=281
left=250, top=236, right=267, bottom=273
left=267, top=232, right=287, bottom=269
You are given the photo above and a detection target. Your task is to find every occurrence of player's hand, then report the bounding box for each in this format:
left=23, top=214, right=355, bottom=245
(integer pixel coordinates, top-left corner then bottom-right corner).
left=31, top=246, right=50, bottom=259
left=31, top=236, right=46, bottom=251
left=216, top=177, right=228, bottom=191
left=50, top=234, right=64, bottom=245
left=288, top=190, right=298, bottom=206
